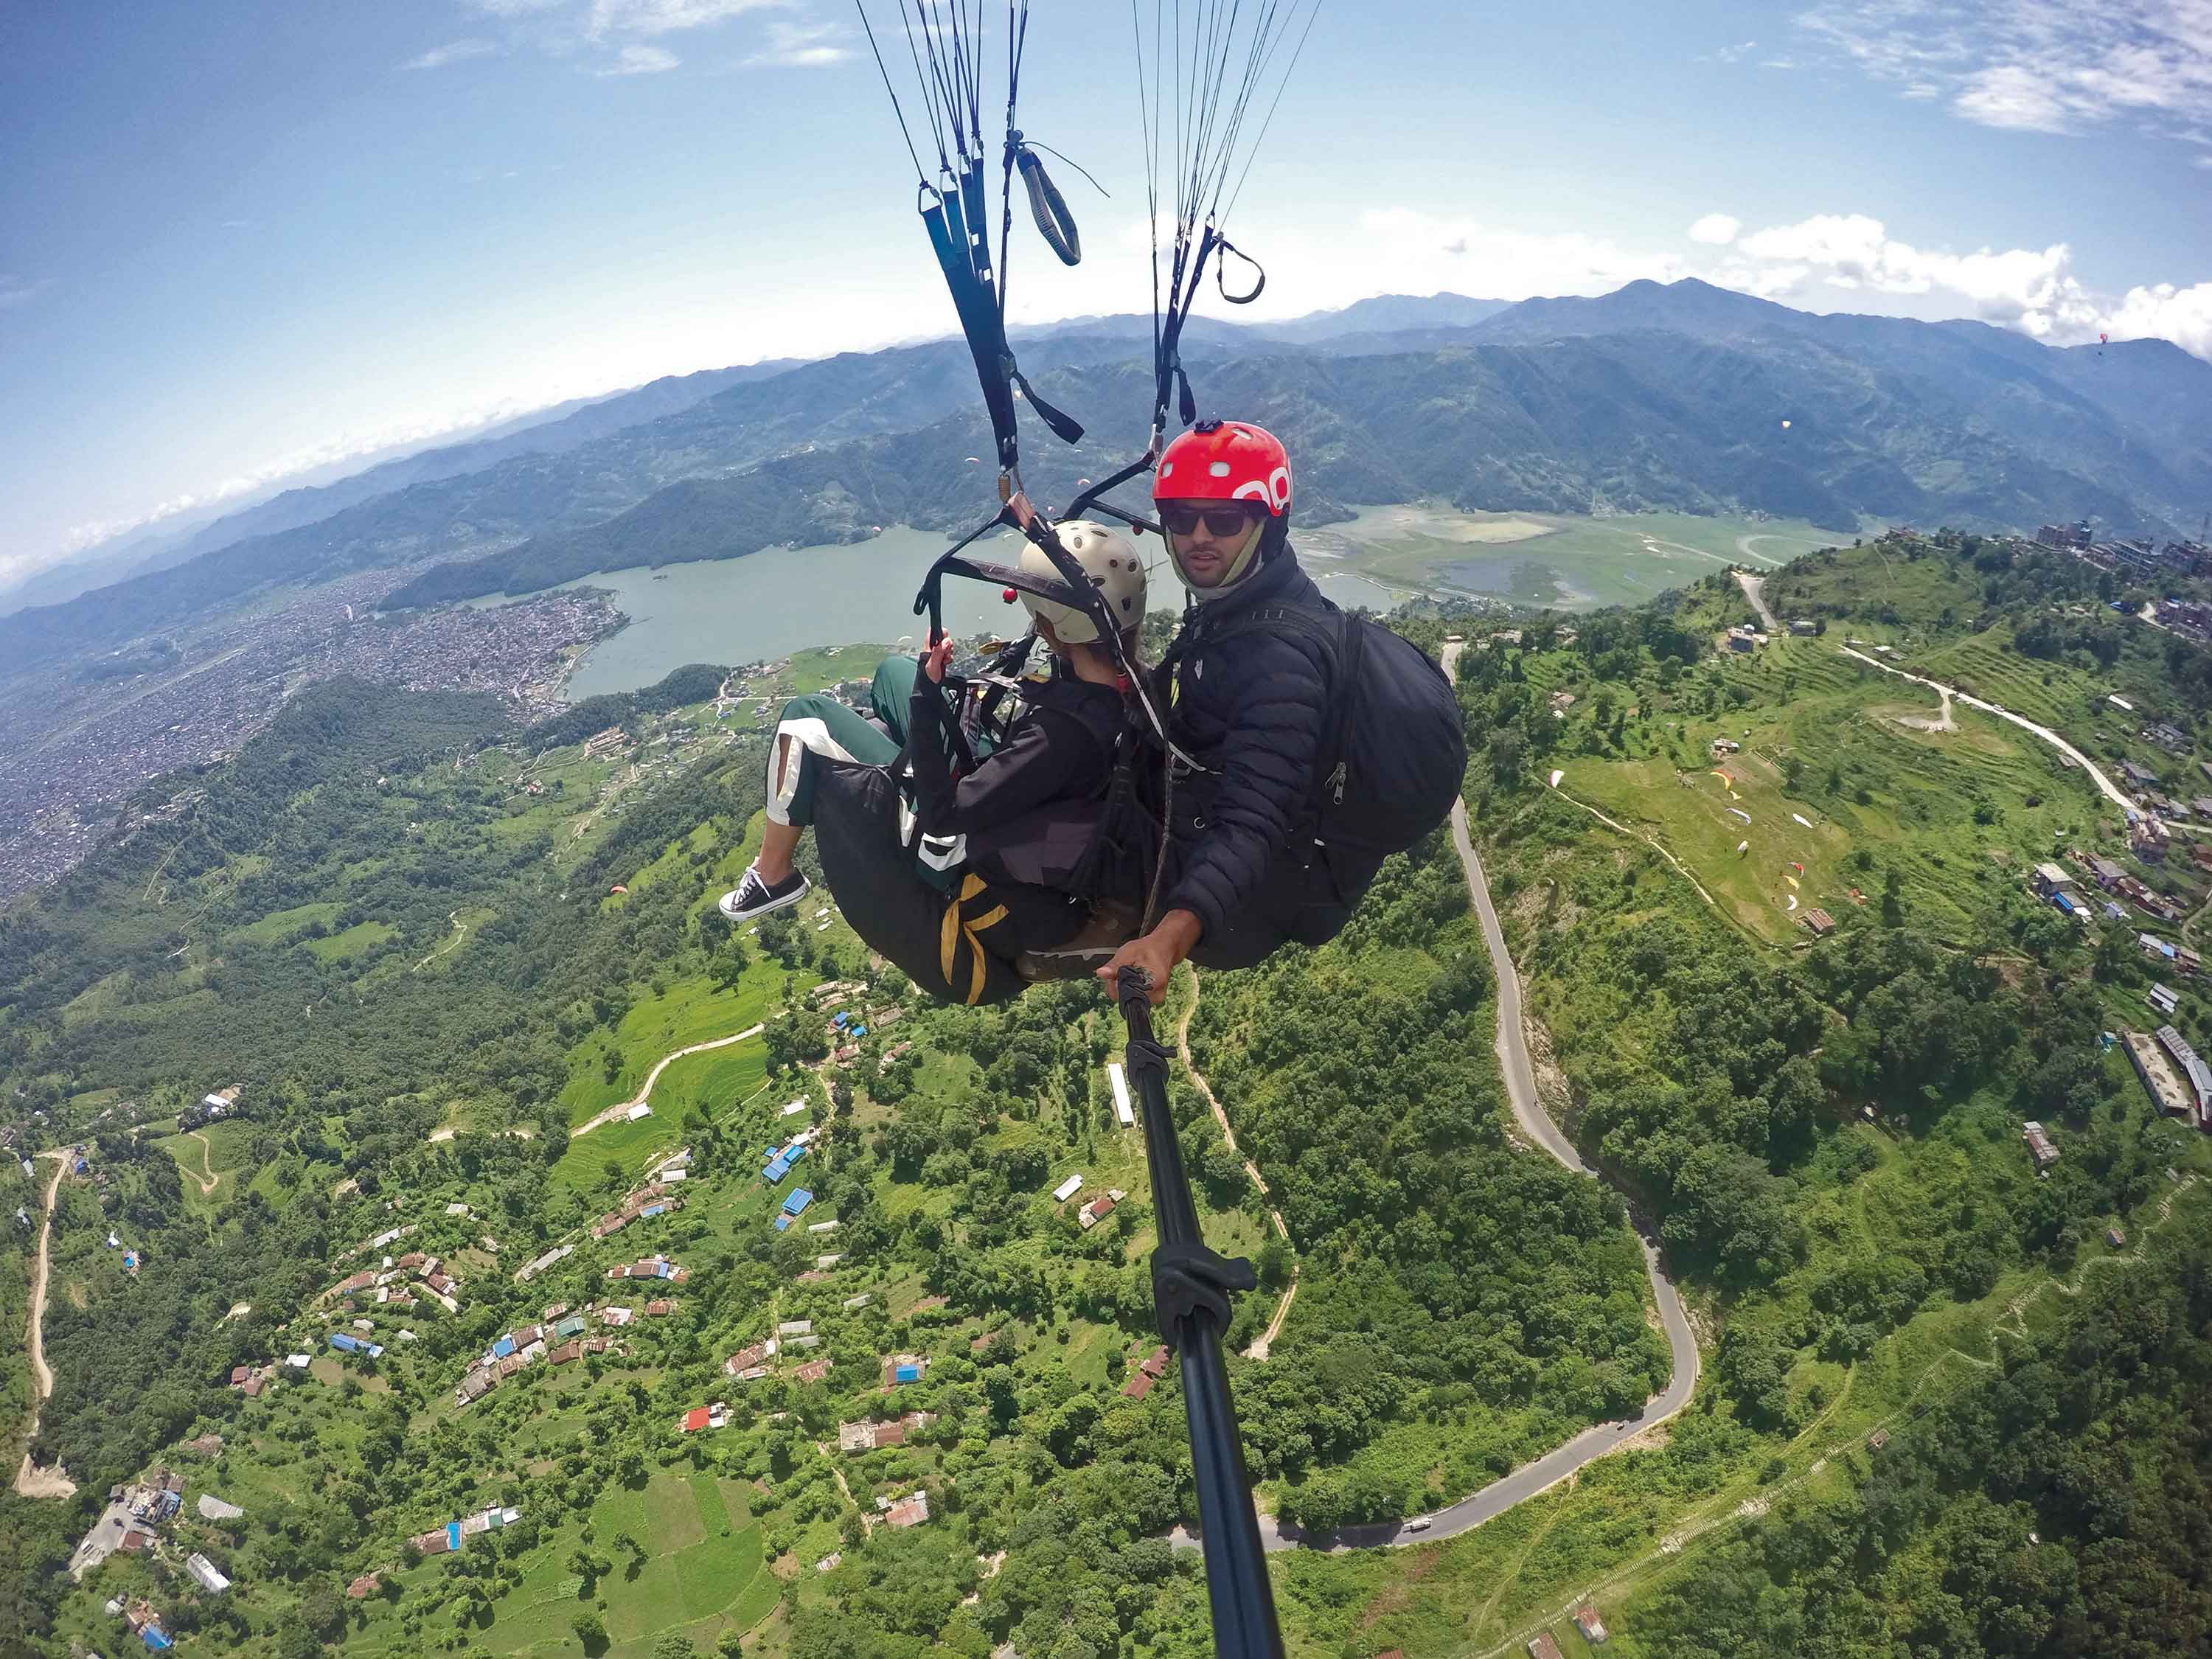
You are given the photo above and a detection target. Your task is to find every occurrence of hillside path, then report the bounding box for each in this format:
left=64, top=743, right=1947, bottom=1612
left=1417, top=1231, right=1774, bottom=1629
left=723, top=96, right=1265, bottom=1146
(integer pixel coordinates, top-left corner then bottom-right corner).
left=1838, top=647, right=2135, bottom=815
left=572, top=1023, right=764, bottom=1138
left=13, top=1150, right=77, bottom=1498
left=1171, top=644, right=1700, bottom=1557
left=1174, top=977, right=1298, bottom=1360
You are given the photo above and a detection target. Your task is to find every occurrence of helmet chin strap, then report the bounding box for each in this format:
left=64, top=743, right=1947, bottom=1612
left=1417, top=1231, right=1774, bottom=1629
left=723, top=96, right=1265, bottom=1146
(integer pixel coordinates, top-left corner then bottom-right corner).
left=1176, top=518, right=1268, bottom=602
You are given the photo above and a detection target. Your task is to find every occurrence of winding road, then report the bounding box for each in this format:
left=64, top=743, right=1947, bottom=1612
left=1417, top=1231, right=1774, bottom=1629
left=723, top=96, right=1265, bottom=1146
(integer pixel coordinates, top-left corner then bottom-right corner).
left=1735, top=570, right=1781, bottom=632
left=1175, top=644, right=1703, bottom=1556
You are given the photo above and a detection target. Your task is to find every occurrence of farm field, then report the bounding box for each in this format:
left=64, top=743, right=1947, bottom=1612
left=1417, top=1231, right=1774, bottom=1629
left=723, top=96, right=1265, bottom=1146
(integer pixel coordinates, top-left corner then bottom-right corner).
left=1307, top=505, right=1856, bottom=611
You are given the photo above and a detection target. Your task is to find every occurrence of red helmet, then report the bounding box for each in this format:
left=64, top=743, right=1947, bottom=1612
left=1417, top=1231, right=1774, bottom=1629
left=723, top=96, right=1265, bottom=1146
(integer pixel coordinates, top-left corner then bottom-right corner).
left=1154, top=420, right=1291, bottom=517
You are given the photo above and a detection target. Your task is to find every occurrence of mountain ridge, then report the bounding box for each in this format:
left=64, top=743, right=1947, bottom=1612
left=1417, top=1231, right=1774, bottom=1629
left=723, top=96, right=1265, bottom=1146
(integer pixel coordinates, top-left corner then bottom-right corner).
left=10, top=282, right=2210, bottom=671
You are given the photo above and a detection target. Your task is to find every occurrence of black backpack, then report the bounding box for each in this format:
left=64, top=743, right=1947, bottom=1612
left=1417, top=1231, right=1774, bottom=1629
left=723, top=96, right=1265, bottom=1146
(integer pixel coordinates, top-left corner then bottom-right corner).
left=1169, top=600, right=1467, bottom=860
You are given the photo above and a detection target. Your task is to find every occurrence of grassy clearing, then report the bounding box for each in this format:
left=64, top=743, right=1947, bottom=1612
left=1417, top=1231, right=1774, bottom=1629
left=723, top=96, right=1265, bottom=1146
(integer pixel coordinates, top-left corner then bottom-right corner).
left=303, top=920, right=399, bottom=963
left=229, top=900, right=345, bottom=946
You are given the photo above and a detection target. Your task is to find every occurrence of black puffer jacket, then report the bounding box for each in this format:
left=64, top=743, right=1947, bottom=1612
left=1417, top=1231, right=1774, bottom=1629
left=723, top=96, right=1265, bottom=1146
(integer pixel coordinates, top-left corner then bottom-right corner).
left=1156, top=549, right=1335, bottom=941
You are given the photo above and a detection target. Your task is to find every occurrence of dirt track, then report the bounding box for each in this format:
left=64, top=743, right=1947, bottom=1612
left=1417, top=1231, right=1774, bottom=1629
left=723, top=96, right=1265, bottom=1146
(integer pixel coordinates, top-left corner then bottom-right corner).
left=13, top=1150, right=76, bottom=1498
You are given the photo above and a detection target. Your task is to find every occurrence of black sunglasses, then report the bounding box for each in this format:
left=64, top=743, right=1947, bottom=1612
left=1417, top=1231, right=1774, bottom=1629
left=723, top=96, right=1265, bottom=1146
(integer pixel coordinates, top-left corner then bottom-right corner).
left=1160, top=502, right=1263, bottom=538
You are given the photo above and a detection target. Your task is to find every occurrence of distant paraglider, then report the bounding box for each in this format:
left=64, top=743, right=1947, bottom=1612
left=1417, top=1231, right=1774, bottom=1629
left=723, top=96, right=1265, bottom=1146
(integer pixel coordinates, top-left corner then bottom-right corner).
left=1779, top=418, right=1792, bottom=430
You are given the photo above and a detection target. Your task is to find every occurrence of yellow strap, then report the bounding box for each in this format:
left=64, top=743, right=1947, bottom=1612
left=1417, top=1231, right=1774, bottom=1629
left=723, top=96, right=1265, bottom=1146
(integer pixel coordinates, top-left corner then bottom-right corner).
left=941, top=877, right=1012, bottom=1005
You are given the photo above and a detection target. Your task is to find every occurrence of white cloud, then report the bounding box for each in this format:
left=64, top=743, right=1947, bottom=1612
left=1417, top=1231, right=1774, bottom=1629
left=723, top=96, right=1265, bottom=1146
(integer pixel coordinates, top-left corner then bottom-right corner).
left=1688, top=213, right=1742, bottom=245
left=403, top=38, right=498, bottom=70
left=1712, top=261, right=1811, bottom=300
left=745, top=20, right=850, bottom=67
left=1714, top=40, right=1758, bottom=63
left=0, top=274, right=53, bottom=307
left=2195, top=153, right=2212, bottom=167
left=2106, top=280, right=2212, bottom=358
left=589, top=0, right=782, bottom=37
left=1733, top=211, right=2101, bottom=336
left=467, top=0, right=564, bottom=13
left=598, top=44, right=681, bottom=74
left=1760, top=56, right=1799, bottom=69
left=1799, top=0, right=2212, bottom=139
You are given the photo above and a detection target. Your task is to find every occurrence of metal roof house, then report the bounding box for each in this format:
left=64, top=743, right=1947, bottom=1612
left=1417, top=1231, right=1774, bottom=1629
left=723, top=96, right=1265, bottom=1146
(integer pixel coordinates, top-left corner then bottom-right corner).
left=1051, top=1173, right=1084, bottom=1203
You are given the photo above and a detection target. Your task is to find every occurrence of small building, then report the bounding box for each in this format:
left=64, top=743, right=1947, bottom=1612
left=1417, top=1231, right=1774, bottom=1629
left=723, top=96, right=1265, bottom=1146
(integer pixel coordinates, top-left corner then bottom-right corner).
left=547, top=1340, right=582, bottom=1365
left=724, top=1343, right=768, bottom=1376
left=2150, top=983, right=2180, bottom=1016
left=1107, top=1060, right=1135, bottom=1127
left=1051, top=1173, right=1085, bottom=1203
left=183, top=1553, right=231, bottom=1596
left=883, top=1492, right=931, bottom=1528
left=2022, top=1120, right=2060, bottom=1171
left=1574, top=1604, right=1610, bottom=1644
left=1799, top=908, right=1837, bottom=936
left=2107, top=1226, right=2127, bottom=1249
left=347, top=1573, right=381, bottom=1600
left=1527, top=1637, right=1566, bottom=1659
left=2157, top=1023, right=2212, bottom=1116
left=644, top=1298, right=675, bottom=1317
left=782, top=1188, right=814, bottom=1219
left=1868, top=1427, right=1890, bottom=1450
left=1078, top=1193, right=1119, bottom=1230
left=778, top=1319, right=813, bottom=1338
left=1710, top=737, right=1740, bottom=756
left=795, top=1357, right=834, bottom=1384
left=2031, top=861, right=2073, bottom=897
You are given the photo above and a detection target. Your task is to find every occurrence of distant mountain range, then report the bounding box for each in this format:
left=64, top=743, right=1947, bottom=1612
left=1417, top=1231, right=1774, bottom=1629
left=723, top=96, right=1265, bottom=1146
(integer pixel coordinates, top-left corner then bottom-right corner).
left=9, top=281, right=2211, bottom=672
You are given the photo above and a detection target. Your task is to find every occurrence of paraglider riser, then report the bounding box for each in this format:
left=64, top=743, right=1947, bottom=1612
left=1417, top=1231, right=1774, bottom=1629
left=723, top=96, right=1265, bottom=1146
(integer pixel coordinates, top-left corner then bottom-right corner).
left=1116, top=970, right=1286, bottom=1659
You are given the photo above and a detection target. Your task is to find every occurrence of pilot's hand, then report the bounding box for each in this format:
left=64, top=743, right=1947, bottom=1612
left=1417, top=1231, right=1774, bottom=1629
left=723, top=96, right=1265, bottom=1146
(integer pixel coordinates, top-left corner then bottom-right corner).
left=1095, top=911, right=1203, bottom=1005
left=922, top=633, right=956, bottom=685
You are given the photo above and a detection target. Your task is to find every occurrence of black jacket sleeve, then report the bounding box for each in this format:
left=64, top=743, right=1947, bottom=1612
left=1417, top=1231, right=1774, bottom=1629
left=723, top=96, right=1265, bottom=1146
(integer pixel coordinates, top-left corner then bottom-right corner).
left=908, top=681, right=1095, bottom=837
left=1163, top=627, right=1332, bottom=938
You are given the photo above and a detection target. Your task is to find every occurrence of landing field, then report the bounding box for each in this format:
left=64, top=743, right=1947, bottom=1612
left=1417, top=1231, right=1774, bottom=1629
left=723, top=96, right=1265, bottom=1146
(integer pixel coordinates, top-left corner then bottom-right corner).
left=1306, top=505, right=1855, bottom=611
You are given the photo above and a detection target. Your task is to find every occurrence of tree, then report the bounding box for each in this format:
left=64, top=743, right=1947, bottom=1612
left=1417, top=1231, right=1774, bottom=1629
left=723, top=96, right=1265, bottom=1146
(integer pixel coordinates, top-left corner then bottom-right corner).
left=654, top=1635, right=699, bottom=1659
left=574, top=1611, right=610, bottom=1655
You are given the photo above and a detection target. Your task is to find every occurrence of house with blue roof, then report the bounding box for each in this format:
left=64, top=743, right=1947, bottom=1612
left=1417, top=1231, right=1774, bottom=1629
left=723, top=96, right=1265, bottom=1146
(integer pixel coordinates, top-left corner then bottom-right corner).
left=784, top=1188, right=813, bottom=1217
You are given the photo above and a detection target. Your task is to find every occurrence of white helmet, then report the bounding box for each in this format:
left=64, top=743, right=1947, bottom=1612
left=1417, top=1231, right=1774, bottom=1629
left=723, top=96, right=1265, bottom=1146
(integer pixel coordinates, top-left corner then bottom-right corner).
left=1017, top=519, right=1146, bottom=645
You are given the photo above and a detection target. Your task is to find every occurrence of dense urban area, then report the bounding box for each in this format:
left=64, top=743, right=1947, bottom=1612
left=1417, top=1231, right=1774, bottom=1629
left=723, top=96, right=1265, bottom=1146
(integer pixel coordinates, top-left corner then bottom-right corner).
left=0, top=581, right=615, bottom=902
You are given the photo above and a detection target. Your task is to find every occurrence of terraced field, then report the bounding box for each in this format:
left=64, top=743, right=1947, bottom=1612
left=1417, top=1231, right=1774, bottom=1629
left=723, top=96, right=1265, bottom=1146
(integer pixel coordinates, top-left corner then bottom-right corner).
left=1551, top=638, right=2112, bottom=943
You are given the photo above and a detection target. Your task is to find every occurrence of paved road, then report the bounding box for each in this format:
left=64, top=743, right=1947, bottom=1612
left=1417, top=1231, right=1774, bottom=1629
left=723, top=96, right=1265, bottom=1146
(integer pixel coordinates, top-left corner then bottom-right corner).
left=1169, top=643, right=1703, bottom=1557
left=1736, top=570, right=1781, bottom=632
left=1839, top=647, right=2136, bottom=815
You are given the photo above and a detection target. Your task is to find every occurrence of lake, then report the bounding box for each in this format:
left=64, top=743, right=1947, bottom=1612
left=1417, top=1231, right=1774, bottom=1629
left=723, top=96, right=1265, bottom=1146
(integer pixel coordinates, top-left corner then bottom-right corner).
left=512, top=525, right=1399, bottom=700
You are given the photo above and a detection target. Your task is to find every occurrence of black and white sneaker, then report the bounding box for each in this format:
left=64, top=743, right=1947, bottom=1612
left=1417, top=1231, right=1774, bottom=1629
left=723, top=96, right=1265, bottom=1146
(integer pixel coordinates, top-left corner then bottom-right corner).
left=717, top=866, right=810, bottom=923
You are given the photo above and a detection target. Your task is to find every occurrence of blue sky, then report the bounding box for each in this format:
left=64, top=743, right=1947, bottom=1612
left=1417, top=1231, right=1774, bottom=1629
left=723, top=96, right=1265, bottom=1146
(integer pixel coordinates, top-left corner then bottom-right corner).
left=4, top=0, right=2211, bottom=580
